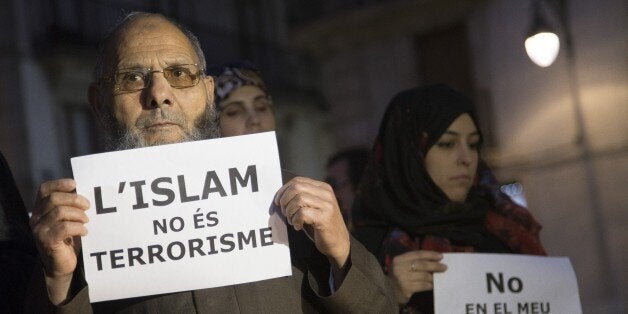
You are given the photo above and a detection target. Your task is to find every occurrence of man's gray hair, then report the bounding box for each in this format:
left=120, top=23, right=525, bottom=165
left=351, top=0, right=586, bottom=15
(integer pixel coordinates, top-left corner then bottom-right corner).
left=92, top=12, right=207, bottom=82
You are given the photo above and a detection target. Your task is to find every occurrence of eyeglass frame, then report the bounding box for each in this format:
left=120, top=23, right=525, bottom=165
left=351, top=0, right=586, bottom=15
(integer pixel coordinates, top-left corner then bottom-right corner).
left=98, top=63, right=205, bottom=94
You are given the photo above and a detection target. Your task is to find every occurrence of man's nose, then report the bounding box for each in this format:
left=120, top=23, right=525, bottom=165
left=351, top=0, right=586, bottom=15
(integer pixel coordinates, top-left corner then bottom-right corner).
left=145, top=72, right=173, bottom=108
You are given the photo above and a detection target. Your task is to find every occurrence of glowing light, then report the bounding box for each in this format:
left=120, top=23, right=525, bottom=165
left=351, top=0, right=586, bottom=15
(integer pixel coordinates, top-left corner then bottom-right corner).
left=525, top=32, right=560, bottom=67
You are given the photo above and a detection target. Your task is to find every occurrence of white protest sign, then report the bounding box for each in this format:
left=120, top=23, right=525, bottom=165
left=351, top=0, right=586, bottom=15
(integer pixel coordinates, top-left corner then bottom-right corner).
left=434, top=253, right=582, bottom=314
left=71, top=131, right=291, bottom=302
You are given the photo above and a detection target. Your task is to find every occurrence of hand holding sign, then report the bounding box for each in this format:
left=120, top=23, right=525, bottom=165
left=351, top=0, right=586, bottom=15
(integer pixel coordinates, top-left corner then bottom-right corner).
left=388, top=250, right=447, bottom=304
left=72, top=133, right=292, bottom=302
left=29, top=178, right=90, bottom=305
left=274, top=177, right=351, bottom=282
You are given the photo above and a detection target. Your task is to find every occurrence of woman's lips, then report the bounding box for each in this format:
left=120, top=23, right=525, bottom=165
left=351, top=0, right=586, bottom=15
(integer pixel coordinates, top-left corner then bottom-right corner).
left=450, top=174, right=471, bottom=182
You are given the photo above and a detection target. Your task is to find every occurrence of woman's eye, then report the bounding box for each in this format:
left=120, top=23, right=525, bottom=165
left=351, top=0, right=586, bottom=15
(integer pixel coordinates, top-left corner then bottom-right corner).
left=223, top=108, right=242, bottom=117
left=436, top=141, right=455, bottom=148
left=469, top=142, right=480, bottom=150
left=254, top=100, right=272, bottom=112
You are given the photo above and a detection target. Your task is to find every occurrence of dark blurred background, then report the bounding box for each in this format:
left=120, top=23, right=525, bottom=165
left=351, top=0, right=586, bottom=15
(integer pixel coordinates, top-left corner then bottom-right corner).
left=0, top=0, right=626, bottom=312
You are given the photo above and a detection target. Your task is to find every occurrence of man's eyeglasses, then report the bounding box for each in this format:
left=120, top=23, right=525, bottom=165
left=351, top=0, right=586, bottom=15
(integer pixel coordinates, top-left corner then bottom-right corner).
left=101, top=64, right=204, bottom=93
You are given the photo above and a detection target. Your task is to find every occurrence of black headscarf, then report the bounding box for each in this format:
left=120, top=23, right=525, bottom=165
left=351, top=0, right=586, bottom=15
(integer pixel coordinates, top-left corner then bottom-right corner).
left=352, top=84, right=499, bottom=248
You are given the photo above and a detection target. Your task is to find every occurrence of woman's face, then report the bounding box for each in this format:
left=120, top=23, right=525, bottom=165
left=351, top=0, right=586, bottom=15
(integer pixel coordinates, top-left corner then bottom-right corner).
left=425, top=114, right=480, bottom=202
left=218, top=85, right=276, bottom=137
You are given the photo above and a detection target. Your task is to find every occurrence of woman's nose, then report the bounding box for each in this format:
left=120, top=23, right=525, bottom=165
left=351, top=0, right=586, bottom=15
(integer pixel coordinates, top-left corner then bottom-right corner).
left=247, top=110, right=261, bottom=126
left=457, top=144, right=473, bottom=166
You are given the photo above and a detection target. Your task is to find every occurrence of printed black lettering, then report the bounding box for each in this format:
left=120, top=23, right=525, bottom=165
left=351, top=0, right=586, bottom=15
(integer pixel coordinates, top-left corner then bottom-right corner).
left=90, top=251, right=107, bottom=270
left=206, top=236, right=219, bottom=254
left=220, top=233, right=235, bottom=252
left=487, top=272, right=504, bottom=293
left=130, top=180, right=149, bottom=209
left=128, top=247, right=146, bottom=267
left=238, top=229, right=257, bottom=249
left=94, top=187, right=116, bottom=214
left=201, top=171, right=227, bottom=198
left=205, top=211, right=219, bottom=227
left=110, top=249, right=125, bottom=268
left=166, top=241, right=186, bottom=260
left=465, top=303, right=487, bottom=314
left=178, top=175, right=200, bottom=203
left=260, top=227, right=273, bottom=246
left=193, top=213, right=204, bottom=229
left=188, top=238, right=206, bottom=257
left=148, top=244, right=166, bottom=263
left=169, top=216, right=185, bottom=232
left=151, top=177, right=175, bottom=206
left=229, top=165, right=258, bottom=195
left=153, top=219, right=168, bottom=235
left=507, top=277, right=523, bottom=293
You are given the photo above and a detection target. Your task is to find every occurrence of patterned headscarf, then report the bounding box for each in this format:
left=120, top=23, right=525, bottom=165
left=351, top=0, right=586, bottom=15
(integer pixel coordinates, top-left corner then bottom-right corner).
left=209, top=60, right=268, bottom=109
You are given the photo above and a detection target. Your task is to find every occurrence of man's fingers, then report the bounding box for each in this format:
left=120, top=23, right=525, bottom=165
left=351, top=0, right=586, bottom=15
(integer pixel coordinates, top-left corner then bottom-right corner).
left=49, top=192, right=90, bottom=210
left=31, top=195, right=90, bottom=227
left=47, top=221, right=89, bottom=241
left=38, top=193, right=90, bottom=217
left=275, top=177, right=335, bottom=208
left=284, top=192, right=327, bottom=220
left=36, top=206, right=90, bottom=226
left=288, top=206, right=320, bottom=231
left=37, top=179, right=77, bottom=200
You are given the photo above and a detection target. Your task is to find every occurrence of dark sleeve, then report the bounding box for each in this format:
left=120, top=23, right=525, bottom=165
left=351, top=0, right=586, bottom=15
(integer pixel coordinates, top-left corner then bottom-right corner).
left=0, top=151, right=39, bottom=312
left=306, top=235, right=398, bottom=313
left=24, top=262, right=93, bottom=314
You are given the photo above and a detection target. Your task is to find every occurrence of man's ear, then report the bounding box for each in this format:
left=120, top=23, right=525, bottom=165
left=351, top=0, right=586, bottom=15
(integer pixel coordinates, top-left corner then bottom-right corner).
left=88, top=83, right=106, bottom=126
left=203, top=75, right=215, bottom=108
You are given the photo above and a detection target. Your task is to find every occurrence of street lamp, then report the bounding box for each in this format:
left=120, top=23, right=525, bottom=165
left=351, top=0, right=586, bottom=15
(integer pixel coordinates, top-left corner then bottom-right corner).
left=524, top=0, right=560, bottom=67
left=524, top=0, right=624, bottom=311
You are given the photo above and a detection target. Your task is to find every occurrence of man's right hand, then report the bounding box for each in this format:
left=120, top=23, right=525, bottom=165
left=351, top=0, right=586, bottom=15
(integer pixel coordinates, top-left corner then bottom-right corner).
left=30, top=178, right=90, bottom=305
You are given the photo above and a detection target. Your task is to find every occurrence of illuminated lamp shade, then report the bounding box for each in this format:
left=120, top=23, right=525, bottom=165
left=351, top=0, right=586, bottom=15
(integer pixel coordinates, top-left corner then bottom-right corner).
left=525, top=31, right=560, bottom=67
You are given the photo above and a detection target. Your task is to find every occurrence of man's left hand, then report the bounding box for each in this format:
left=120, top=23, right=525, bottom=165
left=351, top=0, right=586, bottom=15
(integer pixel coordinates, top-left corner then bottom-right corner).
left=274, top=177, right=350, bottom=271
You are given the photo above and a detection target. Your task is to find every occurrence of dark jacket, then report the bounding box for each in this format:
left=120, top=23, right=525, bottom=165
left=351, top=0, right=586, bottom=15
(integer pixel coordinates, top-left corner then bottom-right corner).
left=0, top=151, right=38, bottom=312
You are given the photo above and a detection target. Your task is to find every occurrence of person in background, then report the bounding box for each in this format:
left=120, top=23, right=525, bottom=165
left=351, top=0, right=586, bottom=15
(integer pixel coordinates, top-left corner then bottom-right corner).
left=210, top=61, right=276, bottom=137
left=325, top=147, right=370, bottom=228
left=351, top=84, right=546, bottom=313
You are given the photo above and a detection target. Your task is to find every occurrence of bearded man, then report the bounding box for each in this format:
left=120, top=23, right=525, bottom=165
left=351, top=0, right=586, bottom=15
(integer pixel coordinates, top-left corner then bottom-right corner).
left=26, top=12, right=396, bottom=313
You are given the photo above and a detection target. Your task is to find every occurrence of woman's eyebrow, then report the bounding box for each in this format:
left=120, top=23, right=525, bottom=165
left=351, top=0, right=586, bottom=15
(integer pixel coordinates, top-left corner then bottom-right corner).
left=222, top=101, right=245, bottom=108
left=442, top=130, right=480, bottom=136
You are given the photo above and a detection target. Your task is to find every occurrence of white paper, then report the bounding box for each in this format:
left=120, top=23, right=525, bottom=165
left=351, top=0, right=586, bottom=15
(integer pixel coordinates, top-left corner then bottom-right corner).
left=71, top=132, right=291, bottom=302
left=434, top=253, right=582, bottom=314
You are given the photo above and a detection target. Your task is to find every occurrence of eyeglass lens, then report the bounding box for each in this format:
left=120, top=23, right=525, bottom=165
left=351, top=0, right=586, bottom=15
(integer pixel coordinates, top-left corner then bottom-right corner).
left=114, top=64, right=201, bottom=92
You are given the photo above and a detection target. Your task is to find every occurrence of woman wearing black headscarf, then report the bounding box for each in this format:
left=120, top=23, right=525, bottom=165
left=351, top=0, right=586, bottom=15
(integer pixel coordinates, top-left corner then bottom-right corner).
left=352, top=85, right=546, bottom=313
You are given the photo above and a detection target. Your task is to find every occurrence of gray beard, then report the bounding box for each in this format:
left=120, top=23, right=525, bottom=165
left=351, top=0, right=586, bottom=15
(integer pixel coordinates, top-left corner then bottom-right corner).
left=102, top=103, right=220, bottom=151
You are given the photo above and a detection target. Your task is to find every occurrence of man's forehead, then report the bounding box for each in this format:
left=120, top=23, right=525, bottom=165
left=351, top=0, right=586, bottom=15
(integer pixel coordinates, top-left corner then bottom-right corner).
left=118, top=15, right=171, bottom=37
left=107, top=16, right=197, bottom=67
